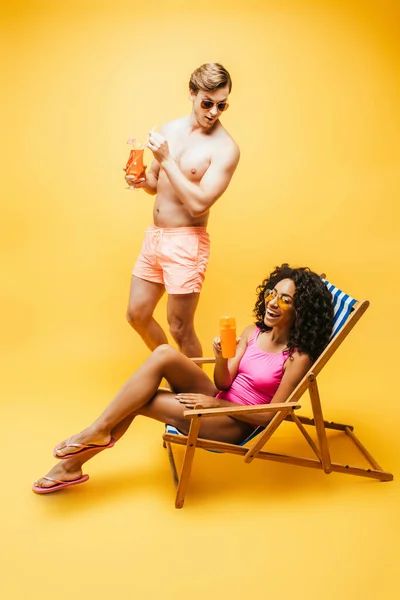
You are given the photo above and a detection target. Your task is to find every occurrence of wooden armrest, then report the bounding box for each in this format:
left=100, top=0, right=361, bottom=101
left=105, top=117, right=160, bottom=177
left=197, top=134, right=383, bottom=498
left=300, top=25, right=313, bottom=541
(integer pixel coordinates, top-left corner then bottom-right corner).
left=190, top=357, right=216, bottom=365
left=183, top=402, right=301, bottom=419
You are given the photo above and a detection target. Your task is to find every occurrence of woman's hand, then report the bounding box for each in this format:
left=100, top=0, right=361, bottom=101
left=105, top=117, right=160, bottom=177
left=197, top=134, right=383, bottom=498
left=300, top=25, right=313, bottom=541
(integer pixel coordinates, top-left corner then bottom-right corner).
left=212, top=337, right=223, bottom=359
left=212, top=336, right=241, bottom=359
left=176, top=393, right=220, bottom=409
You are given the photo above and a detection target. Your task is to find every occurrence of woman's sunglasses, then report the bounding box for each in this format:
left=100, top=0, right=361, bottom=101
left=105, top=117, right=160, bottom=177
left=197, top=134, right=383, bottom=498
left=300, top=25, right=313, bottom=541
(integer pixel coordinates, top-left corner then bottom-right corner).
left=264, top=289, right=293, bottom=311
left=200, top=100, right=229, bottom=112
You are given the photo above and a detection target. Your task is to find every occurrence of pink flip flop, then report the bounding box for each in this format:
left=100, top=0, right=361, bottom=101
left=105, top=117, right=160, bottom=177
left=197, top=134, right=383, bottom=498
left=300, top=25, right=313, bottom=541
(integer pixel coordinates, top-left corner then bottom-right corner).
left=53, top=437, right=116, bottom=459
left=32, top=474, right=89, bottom=494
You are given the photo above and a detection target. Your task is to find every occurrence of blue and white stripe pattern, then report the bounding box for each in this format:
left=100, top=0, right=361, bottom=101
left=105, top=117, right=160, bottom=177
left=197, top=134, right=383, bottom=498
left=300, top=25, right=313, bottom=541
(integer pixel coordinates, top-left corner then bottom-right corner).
left=165, top=424, right=183, bottom=436
left=322, top=278, right=357, bottom=338
left=165, top=423, right=264, bottom=447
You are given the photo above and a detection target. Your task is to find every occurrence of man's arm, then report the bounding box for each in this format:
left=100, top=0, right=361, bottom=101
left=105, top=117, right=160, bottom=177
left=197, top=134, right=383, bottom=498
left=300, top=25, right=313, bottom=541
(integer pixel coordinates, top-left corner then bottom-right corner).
left=148, top=132, right=240, bottom=217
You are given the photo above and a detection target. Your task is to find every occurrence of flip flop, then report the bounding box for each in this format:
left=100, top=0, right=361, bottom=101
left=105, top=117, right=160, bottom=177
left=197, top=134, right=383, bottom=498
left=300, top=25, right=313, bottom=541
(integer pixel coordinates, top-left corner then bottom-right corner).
left=32, top=474, right=89, bottom=494
left=53, top=437, right=116, bottom=459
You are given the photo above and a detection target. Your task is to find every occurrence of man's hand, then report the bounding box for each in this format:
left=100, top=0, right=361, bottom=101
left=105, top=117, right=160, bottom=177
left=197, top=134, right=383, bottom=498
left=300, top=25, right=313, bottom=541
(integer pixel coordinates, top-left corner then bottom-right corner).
left=147, top=131, right=171, bottom=164
left=176, top=393, right=220, bottom=409
left=125, top=170, right=147, bottom=189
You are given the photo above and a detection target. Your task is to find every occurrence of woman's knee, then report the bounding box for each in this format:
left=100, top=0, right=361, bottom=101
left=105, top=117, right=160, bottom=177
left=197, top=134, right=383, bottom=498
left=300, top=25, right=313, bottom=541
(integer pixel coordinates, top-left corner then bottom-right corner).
left=146, top=344, right=182, bottom=382
left=150, top=343, right=179, bottom=364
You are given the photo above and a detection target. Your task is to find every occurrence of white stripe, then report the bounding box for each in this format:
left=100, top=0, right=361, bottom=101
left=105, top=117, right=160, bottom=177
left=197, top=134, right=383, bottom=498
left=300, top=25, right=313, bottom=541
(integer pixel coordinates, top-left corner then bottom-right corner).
left=323, top=278, right=356, bottom=338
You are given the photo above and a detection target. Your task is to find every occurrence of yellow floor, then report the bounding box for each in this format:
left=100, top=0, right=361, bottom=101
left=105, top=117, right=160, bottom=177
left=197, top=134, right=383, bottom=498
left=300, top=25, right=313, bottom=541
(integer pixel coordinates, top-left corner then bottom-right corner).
left=2, top=353, right=399, bottom=600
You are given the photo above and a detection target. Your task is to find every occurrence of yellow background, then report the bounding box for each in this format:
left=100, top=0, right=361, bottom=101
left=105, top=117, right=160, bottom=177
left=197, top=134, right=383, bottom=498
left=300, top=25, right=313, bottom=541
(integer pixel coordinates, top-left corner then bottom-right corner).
left=1, top=0, right=399, bottom=598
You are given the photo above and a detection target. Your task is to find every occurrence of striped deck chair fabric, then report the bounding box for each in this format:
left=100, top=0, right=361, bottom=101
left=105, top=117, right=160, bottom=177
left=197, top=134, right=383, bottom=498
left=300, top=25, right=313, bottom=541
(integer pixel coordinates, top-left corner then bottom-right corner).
left=322, top=278, right=357, bottom=338
left=165, top=423, right=264, bottom=449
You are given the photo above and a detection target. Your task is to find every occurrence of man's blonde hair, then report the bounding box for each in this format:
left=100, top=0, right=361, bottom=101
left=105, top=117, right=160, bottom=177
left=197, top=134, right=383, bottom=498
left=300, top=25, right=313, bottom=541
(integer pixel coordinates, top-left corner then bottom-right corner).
left=189, top=63, right=232, bottom=94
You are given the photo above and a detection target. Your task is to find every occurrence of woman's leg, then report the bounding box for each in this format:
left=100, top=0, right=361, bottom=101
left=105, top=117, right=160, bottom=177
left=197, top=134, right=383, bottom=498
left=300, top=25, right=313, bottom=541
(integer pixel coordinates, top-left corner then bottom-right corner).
left=34, top=388, right=254, bottom=490
left=53, top=345, right=217, bottom=457
left=137, top=390, right=255, bottom=442
left=33, top=344, right=252, bottom=490
left=33, top=412, right=137, bottom=489
left=35, top=345, right=214, bottom=490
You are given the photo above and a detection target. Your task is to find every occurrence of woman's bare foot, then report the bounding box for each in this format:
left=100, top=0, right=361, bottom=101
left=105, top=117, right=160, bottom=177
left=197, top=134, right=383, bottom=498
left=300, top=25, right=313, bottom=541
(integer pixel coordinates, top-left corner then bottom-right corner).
left=54, top=426, right=112, bottom=458
left=33, top=462, right=84, bottom=490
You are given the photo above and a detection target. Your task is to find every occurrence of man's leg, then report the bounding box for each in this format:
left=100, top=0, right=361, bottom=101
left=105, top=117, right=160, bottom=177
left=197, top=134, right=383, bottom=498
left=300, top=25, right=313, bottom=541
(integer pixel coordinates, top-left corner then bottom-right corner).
left=167, top=293, right=202, bottom=357
left=126, top=275, right=168, bottom=350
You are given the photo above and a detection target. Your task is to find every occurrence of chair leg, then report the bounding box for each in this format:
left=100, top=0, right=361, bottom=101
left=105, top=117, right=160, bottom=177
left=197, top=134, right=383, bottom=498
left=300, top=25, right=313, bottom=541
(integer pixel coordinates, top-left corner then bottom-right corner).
left=344, top=427, right=385, bottom=472
left=165, top=441, right=179, bottom=487
left=244, top=408, right=290, bottom=463
left=308, top=373, right=332, bottom=474
left=175, top=418, right=201, bottom=509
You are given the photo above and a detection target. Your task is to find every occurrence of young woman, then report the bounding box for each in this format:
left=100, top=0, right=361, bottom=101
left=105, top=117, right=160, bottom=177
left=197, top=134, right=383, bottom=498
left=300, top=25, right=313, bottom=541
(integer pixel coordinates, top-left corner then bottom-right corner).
left=33, top=264, right=334, bottom=494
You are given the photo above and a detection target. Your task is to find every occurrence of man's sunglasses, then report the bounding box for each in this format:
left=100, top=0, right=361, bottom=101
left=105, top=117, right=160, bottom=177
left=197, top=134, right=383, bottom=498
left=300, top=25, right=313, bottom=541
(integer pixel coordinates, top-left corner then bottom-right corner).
left=264, top=289, right=293, bottom=311
left=200, top=100, right=229, bottom=112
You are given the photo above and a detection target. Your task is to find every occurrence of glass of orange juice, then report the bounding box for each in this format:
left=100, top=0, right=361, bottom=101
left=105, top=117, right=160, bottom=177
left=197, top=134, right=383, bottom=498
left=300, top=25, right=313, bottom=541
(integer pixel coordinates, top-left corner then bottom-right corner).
left=124, top=127, right=155, bottom=189
left=124, top=139, right=146, bottom=189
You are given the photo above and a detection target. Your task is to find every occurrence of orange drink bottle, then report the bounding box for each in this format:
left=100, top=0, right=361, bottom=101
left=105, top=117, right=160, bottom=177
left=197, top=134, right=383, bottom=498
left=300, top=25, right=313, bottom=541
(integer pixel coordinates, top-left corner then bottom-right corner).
left=219, top=317, right=237, bottom=358
left=124, top=147, right=145, bottom=182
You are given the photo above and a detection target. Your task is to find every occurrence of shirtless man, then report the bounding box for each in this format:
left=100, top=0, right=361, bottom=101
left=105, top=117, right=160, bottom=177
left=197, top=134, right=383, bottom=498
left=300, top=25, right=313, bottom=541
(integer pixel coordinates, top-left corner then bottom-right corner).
left=125, top=63, right=240, bottom=357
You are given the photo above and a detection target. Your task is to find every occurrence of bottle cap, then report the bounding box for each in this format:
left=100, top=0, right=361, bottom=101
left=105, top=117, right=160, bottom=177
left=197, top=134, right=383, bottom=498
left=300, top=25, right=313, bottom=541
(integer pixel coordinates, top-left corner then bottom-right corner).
left=219, top=316, right=236, bottom=330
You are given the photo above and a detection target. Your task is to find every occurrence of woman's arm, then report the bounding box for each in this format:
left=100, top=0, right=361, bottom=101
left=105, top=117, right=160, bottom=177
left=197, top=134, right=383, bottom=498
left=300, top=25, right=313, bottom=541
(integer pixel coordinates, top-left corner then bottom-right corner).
left=213, top=325, right=255, bottom=390
left=232, top=351, right=313, bottom=427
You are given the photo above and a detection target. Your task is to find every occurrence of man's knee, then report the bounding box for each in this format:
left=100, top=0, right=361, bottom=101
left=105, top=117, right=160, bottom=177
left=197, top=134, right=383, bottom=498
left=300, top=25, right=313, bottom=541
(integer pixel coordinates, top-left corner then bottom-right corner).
left=126, top=305, right=151, bottom=331
left=169, top=318, right=194, bottom=345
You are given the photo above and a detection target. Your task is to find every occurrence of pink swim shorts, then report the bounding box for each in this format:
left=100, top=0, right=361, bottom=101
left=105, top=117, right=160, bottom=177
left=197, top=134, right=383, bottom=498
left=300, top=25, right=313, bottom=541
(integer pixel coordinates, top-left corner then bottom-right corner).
left=133, top=225, right=210, bottom=294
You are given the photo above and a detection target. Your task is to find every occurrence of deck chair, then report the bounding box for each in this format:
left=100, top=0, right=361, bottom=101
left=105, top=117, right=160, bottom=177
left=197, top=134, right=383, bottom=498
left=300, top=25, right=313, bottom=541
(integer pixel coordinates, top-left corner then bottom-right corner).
left=163, top=278, right=394, bottom=508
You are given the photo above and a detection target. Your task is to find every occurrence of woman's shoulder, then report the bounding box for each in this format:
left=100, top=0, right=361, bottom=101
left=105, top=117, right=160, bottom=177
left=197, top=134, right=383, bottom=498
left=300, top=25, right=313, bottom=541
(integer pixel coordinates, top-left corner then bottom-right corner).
left=240, top=324, right=258, bottom=343
left=284, top=350, right=313, bottom=373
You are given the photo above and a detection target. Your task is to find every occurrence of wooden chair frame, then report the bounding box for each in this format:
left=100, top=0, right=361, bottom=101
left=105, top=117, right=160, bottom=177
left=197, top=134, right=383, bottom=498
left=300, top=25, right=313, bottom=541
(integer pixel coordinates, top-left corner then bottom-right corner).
left=163, top=299, right=393, bottom=508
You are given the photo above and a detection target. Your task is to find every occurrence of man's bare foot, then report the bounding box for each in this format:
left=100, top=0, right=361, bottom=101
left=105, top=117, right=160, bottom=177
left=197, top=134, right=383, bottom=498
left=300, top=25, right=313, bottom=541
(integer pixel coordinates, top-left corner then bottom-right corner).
left=33, top=462, right=84, bottom=490
left=54, top=426, right=113, bottom=458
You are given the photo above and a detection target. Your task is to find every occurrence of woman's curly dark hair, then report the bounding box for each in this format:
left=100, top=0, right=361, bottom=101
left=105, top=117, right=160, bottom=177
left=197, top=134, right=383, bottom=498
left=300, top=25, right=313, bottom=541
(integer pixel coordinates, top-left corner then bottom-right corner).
left=253, top=264, right=334, bottom=362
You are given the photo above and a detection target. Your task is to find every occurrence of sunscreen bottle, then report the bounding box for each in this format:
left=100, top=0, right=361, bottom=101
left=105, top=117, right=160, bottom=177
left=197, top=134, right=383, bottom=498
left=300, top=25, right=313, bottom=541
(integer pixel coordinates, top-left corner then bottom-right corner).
left=219, top=316, right=237, bottom=358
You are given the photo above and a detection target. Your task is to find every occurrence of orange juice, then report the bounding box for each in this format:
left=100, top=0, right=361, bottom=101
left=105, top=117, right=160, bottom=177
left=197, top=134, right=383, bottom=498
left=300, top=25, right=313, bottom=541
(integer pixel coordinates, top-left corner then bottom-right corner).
left=219, top=316, right=236, bottom=358
left=124, top=148, right=145, bottom=181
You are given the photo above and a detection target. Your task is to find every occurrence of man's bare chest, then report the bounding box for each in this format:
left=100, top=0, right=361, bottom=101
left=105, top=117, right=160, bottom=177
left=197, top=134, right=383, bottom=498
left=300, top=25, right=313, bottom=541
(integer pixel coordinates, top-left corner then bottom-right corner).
left=170, top=137, right=212, bottom=182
